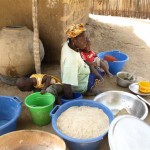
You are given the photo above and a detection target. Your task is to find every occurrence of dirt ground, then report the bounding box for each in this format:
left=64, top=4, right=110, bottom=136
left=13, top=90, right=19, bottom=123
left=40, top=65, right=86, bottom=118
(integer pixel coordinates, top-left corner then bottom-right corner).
left=0, top=15, right=150, bottom=149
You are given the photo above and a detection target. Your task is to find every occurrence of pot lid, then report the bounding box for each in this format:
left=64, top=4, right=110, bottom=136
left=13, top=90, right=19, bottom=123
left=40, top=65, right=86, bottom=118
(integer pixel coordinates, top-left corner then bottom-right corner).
left=108, top=115, right=150, bottom=150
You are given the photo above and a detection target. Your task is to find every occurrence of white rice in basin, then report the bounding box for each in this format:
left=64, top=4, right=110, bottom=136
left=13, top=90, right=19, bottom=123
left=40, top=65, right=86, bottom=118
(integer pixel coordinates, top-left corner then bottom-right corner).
left=57, top=106, right=109, bottom=139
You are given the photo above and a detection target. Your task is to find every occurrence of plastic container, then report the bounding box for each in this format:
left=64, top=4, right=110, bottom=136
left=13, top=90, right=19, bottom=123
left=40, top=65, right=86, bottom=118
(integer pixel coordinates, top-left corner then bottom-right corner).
left=50, top=100, right=114, bottom=150
left=25, top=92, right=55, bottom=126
left=98, top=50, right=129, bottom=75
left=138, top=81, right=150, bottom=93
left=0, top=96, right=22, bottom=135
left=60, top=93, right=83, bottom=104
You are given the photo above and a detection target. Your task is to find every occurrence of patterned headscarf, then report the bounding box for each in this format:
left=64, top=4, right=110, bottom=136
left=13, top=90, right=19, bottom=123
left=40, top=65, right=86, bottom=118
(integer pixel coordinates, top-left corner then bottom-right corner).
left=65, top=23, right=86, bottom=38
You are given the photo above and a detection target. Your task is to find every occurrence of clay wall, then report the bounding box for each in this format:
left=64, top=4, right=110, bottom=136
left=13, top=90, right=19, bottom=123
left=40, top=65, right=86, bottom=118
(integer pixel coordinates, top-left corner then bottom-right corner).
left=0, top=0, right=90, bottom=63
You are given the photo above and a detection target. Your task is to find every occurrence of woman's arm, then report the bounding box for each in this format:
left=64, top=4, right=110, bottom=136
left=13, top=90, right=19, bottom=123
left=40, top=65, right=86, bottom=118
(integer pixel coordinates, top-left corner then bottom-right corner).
left=63, top=84, right=73, bottom=99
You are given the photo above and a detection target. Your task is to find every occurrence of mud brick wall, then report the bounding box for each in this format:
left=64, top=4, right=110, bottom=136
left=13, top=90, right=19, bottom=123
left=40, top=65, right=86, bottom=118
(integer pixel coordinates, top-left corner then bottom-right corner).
left=62, top=0, right=90, bottom=28
left=0, top=0, right=90, bottom=63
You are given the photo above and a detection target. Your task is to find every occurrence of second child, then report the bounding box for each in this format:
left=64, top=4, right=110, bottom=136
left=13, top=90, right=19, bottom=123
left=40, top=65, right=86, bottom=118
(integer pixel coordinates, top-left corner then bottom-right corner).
left=80, top=38, right=112, bottom=81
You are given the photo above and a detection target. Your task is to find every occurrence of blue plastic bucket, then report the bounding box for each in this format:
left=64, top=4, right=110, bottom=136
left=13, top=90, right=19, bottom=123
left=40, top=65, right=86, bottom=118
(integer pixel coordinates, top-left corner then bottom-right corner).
left=98, top=50, right=129, bottom=75
left=60, top=93, right=83, bottom=104
left=0, top=96, right=22, bottom=135
left=50, top=100, right=114, bottom=150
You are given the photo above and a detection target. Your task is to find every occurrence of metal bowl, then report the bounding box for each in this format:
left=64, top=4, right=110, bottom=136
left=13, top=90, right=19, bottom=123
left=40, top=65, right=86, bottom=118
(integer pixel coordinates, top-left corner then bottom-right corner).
left=117, top=71, right=136, bottom=87
left=93, top=91, right=148, bottom=120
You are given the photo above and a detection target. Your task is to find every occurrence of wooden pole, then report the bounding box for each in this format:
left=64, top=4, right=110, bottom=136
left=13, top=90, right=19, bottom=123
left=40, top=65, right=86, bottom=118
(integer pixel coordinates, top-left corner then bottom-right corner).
left=32, top=0, right=41, bottom=74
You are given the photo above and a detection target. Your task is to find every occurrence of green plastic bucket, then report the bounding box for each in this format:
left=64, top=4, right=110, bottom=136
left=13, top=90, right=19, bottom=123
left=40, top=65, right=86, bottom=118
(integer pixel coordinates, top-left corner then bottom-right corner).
left=25, top=92, right=55, bottom=126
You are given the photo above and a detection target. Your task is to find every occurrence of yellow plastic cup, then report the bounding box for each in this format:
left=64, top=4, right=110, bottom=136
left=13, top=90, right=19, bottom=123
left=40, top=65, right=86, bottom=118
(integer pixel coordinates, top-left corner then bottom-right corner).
left=138, top=81, right=150, bottom=93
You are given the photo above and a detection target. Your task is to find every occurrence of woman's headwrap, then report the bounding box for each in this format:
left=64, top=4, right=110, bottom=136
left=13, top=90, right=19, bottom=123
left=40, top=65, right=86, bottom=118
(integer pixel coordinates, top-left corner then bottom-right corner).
left=65, top=23, right=86, bottom=38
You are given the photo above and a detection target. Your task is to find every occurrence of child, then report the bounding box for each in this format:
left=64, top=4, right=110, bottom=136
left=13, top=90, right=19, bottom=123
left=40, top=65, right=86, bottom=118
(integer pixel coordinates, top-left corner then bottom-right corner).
left=80, top=38, right=112, bottom=81
left=16, top=74, right=63, bottom=99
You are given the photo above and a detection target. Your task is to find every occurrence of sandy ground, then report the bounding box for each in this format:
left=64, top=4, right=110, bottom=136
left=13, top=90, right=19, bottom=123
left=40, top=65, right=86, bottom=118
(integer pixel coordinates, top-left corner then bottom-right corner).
left=0, top=15, right=150, bottom=149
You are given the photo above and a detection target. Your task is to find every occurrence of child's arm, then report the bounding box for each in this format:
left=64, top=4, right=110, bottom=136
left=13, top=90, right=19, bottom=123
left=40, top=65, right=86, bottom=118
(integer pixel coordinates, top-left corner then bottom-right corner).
left=40, top=75, right=51, bottom=94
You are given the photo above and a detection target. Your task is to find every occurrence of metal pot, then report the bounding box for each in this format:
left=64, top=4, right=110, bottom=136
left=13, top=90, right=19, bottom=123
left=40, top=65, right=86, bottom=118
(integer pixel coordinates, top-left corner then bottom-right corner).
left=93, top=91, right=148, bottom=120
left=116, top=71, right=136, bottom=87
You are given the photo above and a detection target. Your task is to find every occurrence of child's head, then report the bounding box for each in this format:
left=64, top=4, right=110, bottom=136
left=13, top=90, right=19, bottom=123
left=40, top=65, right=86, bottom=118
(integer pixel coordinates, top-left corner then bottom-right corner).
left=85, top=37, right=91, bottom=51
left=16, top=77, right=34, bottom=91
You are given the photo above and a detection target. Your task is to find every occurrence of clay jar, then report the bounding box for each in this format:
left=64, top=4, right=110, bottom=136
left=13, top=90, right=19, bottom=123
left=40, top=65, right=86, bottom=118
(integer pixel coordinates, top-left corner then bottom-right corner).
left=0, top=26, right=44, bottom=84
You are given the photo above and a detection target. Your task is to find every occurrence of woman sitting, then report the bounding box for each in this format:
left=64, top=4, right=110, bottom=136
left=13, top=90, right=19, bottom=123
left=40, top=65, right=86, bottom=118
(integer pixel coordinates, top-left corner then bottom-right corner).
left=61, top=23, right=102, bottom=99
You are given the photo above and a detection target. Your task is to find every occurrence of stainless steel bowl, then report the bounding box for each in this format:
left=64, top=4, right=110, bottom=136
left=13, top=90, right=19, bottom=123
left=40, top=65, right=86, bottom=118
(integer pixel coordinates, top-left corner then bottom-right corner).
left=93, top=91, right=148, bottom=120
left=117, top=71, right=136, bottom=87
